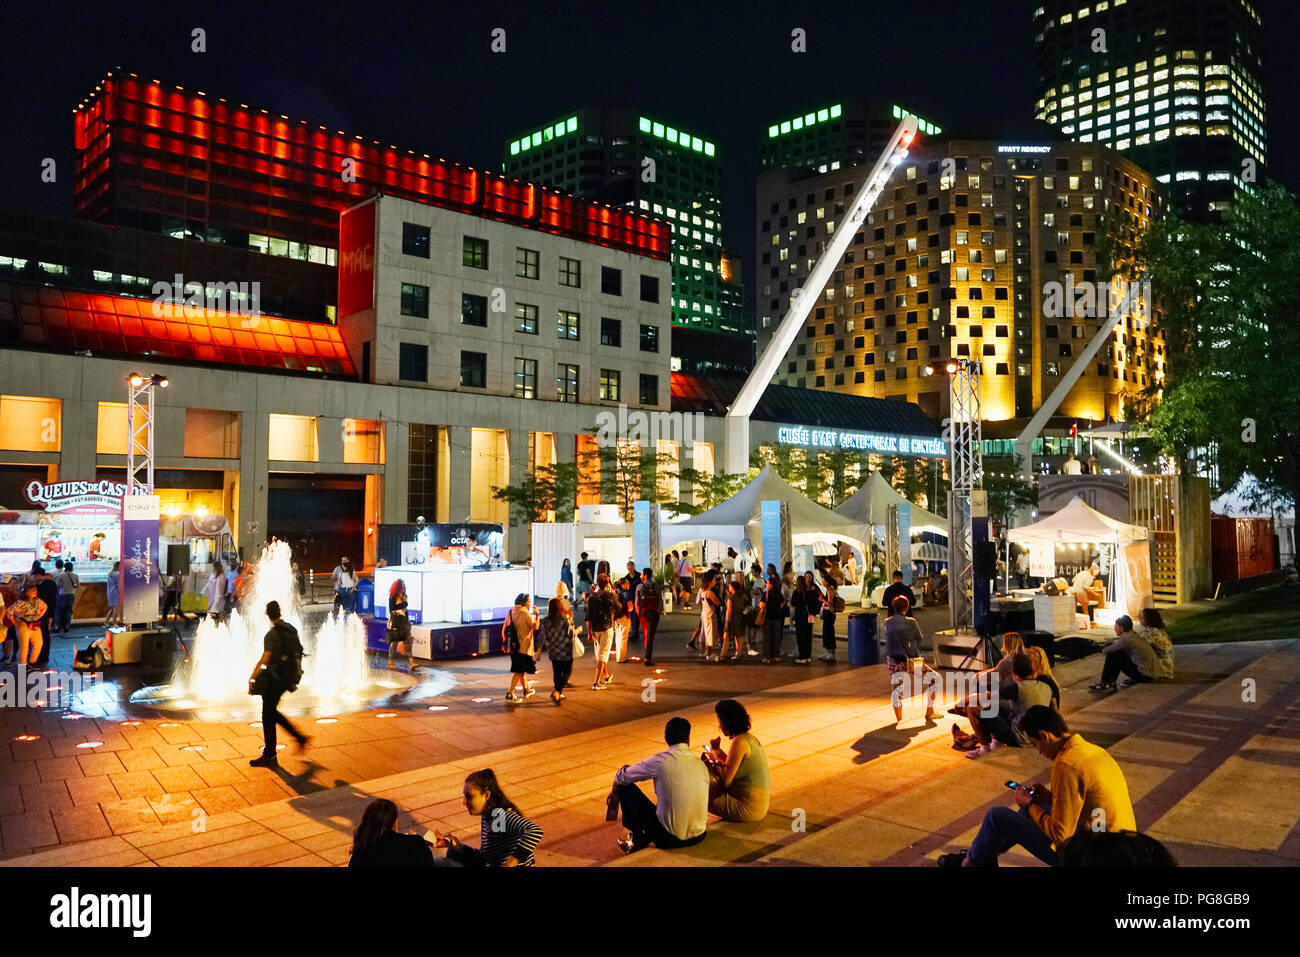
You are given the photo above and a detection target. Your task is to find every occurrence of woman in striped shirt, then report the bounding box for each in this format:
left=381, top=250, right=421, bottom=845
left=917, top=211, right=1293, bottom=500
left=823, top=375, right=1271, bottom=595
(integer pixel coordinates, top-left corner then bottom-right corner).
left=439, top=769, right=543, bottom=867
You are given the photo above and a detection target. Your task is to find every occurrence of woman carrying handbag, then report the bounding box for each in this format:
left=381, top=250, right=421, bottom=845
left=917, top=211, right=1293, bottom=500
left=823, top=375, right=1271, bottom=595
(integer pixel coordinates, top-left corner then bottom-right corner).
left=538, top=597, right=581, bottom=704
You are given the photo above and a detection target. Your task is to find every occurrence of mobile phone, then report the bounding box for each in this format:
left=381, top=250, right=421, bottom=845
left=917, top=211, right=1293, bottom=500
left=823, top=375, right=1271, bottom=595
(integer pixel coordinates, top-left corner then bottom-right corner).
left=1004, top=780, right=1036, bottom=796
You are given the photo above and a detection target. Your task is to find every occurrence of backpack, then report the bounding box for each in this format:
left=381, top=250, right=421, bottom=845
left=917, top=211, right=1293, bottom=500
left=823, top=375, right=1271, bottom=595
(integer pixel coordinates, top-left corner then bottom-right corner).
left=639, top=581, right=662, bottom=615
left=587, top=592, right=613, bottom=631
left=833, top=593, right=846, bottom=613
left=270, top=621, right=304, bottom=692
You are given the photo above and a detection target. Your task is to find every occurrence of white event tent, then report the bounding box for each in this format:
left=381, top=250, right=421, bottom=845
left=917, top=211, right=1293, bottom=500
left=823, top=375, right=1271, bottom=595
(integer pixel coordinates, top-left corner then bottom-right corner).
left=834, top=470, right=947, bottom=531
left=1007, top=495, right=1153, bottom=618
left=661, top=465, right=869, bottom=554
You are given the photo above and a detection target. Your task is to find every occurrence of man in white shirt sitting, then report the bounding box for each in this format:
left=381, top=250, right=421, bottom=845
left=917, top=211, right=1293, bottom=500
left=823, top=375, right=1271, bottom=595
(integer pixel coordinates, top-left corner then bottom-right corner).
left=609, top=716, right=709, bottom=853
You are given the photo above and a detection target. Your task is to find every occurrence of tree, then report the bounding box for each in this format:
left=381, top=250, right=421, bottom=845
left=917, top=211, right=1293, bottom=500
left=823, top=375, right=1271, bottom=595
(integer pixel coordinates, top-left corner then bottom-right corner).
left=1124, top=183, right=1300, bottom=514
left=666, top=467, right=750, bottom=516
left=492, top=462, right=579, bottom=524
left=581, top=442, right=678, bottom=522
left=982, top=455, right=1038, bottom=529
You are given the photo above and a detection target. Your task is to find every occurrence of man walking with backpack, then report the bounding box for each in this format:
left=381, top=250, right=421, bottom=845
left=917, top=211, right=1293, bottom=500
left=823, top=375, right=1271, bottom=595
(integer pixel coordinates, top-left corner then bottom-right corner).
left=248, top=601, right=310, bottom=768
left=635, top=567, right=663, bottom=667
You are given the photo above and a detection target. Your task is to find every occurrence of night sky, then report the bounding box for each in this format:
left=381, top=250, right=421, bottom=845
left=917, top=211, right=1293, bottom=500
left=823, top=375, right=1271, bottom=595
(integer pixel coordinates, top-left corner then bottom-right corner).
left=2, top=0, right=1296, bottom=311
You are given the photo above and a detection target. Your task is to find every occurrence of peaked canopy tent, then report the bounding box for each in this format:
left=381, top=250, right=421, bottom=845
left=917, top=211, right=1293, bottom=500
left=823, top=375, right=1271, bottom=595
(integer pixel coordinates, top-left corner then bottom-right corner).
left=834, top=471, right=947, bottom=531
left=1007, top=495, right=1147, bottom=547
left=1007, top=495, right=1153, bottom=620
left=661, top=465, right=869, bottom=555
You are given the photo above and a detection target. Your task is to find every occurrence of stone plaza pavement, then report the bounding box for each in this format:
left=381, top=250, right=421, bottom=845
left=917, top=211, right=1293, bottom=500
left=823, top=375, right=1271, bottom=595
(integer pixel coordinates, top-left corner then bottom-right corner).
left=2, top=613, right=1298, bottom=867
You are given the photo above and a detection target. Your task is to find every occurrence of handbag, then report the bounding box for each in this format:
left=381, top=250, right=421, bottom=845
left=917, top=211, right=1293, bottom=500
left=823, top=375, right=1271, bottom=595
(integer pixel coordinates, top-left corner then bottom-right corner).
left=571, top=624, right=586, bottom=659
left=754, top=603, right=767, bottom=628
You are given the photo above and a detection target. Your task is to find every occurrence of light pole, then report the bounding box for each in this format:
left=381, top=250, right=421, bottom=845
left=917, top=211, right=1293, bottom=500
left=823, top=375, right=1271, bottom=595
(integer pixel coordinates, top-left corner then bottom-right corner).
left=925, top=358, right=983, bottom=634
left=126, top=373, right=168, bottom=496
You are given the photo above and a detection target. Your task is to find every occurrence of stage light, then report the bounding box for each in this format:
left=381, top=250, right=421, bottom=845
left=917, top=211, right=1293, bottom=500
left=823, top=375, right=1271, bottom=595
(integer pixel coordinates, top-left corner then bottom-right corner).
left=128, top=373, right=144, bottom=387
left=153, top=375, right=169, bottom=388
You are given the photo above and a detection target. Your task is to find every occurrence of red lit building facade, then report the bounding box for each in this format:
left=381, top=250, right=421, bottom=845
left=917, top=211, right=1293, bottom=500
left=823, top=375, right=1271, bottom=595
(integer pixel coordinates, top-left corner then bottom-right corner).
left=73, top=70, right=670, bottom=268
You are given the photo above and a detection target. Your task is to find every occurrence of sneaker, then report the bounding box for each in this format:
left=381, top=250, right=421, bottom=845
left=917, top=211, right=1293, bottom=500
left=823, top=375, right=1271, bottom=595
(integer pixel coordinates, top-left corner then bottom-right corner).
left=602, top=674, right=613, bottom=685
left=249, top=755, right=279, bottom=769
left=925, top=711, right=945, bottom=721
left=988, top=738, right=1004, bottom=751
left=760, top=657, right=772, bottom=664
left=590, top=682, right=605, bottom=691
left=550, top=691, right=560, bottom=705
left=505, top=692, right=520, bottom=703
left=796, top=658, right=811, bottom=665
left=965, top=744, right=993, bottom=760
left=523, top=687, right=537, bottom=698
left=1088, top=681, right=1116, bottom=692
left=819, top=652, right=835, bottom=662
left=746, top=648, right=760, bottom=656
left=936, top=850, right=967, bottom=868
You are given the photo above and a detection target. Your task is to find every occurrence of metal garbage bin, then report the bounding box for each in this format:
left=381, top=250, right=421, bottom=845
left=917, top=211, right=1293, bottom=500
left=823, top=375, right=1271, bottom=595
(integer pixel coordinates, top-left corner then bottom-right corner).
left=847, top=612, right=879, bottom=666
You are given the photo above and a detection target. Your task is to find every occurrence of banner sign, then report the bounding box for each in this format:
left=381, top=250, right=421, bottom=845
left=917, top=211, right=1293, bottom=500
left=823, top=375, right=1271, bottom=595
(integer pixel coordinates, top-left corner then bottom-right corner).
left=25, top=480, right=127, bottom=514
left=417, top=523, right=503, bottom=550
left=337, top=199, right=377, bottom=316
left=1028, top=541, right=1055, bottom=579
left=776, top=425, right=945, bottom=457
left=897, top=501, right=912, bottom=585
left=121, top=494, right=160, bottom=625
left=1118, top=541, right=1154, bottom=617
left=760, top=499, right=790, bottom=574
left=633, top=501, right=661, bottom=575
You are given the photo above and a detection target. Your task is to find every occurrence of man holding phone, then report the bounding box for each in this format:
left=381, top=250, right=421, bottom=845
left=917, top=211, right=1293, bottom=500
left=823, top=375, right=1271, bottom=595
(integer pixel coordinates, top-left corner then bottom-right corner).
left=938, top=706, right=1136, bottom=867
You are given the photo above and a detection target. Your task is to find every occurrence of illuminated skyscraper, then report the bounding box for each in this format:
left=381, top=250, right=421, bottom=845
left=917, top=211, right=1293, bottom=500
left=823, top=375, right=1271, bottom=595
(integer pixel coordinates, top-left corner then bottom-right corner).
left=1032, top=0, right=1266, bottom=221
left=502, top=108, right=738, bottom=339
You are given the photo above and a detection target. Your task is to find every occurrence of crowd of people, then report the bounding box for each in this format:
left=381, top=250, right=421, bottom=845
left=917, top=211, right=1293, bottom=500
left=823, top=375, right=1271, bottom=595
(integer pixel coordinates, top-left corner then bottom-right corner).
left=13, top=538, right=1168, bottom=871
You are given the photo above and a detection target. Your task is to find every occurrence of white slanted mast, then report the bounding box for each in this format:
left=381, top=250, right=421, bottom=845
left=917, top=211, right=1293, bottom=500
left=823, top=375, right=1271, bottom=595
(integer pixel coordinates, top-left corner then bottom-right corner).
left=724, top=115, right=920, bottom=475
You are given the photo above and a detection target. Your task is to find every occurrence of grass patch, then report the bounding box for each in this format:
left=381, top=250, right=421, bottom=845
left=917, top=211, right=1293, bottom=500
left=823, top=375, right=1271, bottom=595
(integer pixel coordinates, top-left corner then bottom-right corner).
left=1166, top=580, right=1300, bottom=644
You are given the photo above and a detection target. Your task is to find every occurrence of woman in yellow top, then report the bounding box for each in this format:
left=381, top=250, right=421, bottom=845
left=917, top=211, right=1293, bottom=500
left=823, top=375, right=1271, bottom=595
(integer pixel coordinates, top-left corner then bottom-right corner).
left=704, top=699, right=770, bottom=823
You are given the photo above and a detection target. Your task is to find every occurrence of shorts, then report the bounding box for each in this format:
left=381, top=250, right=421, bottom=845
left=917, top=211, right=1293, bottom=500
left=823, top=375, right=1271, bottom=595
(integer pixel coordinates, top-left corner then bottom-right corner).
left=679, top=577, right=692, bottom=591
left=592, top=629, right=613, bottom=662
left=509, top=652, right=537, bottom=675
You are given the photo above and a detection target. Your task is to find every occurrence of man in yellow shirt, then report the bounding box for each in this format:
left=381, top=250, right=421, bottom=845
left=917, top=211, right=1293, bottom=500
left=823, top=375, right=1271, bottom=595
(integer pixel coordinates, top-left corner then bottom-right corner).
left=940, top=706, right=1136, bottom=866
